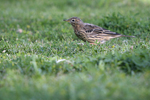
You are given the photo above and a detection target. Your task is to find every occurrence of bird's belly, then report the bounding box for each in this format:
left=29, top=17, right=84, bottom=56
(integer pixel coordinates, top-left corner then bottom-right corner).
left=75, top=31, right=87, bottom=42
left=75, top=31, right=97, bottom=43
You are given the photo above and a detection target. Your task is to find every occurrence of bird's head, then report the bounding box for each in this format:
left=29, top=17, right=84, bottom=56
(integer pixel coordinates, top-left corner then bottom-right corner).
left=63, top=17, right=83, bottom=25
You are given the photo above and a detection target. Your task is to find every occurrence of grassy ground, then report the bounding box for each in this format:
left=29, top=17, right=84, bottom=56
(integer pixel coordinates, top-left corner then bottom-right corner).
left=0, top=0, right=150, bottom=100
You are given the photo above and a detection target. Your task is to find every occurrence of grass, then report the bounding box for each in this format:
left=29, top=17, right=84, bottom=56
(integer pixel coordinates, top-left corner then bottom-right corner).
left=0, top=0, right=150, bottom=100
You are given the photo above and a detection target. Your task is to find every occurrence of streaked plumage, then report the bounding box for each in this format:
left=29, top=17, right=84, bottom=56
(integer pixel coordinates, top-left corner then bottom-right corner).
left=64, top=17, right=135, bottom=44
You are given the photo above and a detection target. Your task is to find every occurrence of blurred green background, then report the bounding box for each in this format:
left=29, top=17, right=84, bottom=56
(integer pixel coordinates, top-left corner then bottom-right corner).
left=0, top=0, right=150, bottom=100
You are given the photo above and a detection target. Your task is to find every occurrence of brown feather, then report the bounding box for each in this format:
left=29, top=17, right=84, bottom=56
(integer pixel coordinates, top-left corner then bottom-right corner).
left=64, top=17, right=135, bottom=43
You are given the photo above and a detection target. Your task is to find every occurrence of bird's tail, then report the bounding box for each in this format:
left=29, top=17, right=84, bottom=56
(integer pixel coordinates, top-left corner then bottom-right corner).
left=121, top=35, right=135, bottom=38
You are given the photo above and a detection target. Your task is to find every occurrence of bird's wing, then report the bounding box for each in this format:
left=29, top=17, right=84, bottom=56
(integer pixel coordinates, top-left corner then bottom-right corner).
left=92, top=28, right=121, bottom=35
left=83, top=23, right=122, bottom=37
left=83, top=23, right=101, bottom=32
left=82, top=23, right=134, bottom=43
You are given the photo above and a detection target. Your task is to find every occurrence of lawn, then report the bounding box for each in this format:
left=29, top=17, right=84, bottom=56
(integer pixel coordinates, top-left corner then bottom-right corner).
left=0, top=0, right=150, bottom=100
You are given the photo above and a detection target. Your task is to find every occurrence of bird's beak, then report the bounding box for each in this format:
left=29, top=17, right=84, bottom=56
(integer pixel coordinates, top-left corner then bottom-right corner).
left=63, top=19, right=70, bottom=22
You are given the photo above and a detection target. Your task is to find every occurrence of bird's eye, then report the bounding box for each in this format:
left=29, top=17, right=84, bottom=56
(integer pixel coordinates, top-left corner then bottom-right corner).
left=72, top=19, right=75, bottom=22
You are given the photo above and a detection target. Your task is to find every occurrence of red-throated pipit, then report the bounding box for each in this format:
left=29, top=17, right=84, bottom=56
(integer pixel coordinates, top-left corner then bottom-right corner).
left=64, top=17, right=135, bottom=44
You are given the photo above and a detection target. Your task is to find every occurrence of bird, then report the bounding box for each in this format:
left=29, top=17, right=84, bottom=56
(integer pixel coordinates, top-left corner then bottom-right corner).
left=63, top=17, right=135, bottom=45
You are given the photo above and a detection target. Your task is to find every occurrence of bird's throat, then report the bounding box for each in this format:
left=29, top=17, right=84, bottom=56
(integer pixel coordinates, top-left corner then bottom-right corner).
left=71, top=23, right=83, bottom=32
